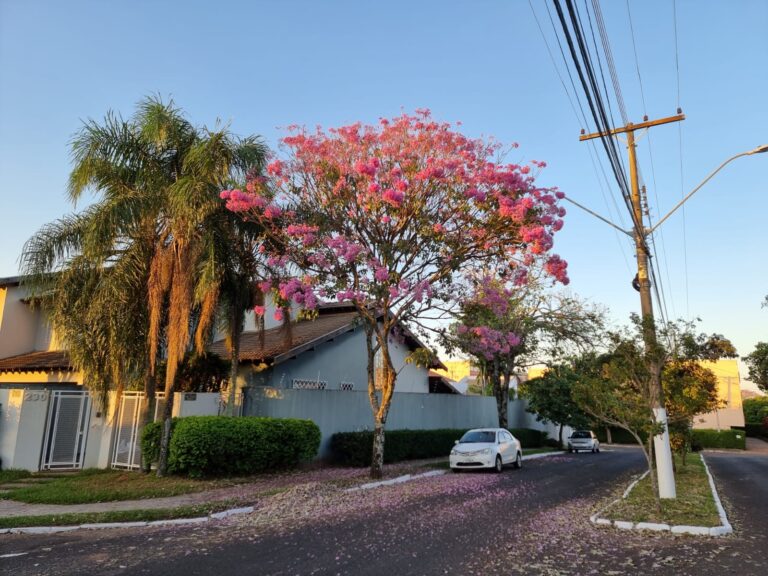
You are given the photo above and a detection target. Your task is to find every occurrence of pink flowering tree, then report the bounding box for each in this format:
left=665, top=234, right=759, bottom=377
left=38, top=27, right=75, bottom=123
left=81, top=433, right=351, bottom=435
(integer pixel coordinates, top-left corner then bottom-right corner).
left=451, top=274, right=606, bottom=429
left=222, top=110, right=568, bottom=478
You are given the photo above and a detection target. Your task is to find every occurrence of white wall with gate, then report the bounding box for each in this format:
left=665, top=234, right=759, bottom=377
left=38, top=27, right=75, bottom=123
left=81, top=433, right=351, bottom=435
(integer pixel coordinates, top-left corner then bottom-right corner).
left=0, top=388, right=226, bottom=472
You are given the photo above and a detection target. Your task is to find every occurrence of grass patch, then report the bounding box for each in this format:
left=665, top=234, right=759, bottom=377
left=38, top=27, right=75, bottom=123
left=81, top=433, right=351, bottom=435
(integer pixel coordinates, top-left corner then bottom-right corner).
left=0, top=468, right=236, bottom=504
left=603, top=453, right=720, bottom=527
left=0, top=499, right=249, bottom=529
left=0, top=469, right=32, bottom=484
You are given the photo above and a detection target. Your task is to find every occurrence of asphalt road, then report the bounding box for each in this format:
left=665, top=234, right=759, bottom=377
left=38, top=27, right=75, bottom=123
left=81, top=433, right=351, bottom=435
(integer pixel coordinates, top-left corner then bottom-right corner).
left=2, top=447, right=767, bottom=576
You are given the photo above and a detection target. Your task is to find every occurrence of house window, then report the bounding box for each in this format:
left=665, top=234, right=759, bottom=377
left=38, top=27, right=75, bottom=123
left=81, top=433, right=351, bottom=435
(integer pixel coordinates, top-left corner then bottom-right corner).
left=292, top=379, right=328, bottom=390
left=340, top=382, right=354, bottom=391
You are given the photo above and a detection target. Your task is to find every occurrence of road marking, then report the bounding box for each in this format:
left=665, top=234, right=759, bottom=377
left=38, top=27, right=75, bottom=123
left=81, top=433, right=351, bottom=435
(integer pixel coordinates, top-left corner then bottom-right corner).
left=0, top=552, right=29, bottom=559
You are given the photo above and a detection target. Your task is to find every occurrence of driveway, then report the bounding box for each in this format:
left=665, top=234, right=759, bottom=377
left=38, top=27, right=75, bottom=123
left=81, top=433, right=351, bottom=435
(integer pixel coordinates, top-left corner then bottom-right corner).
left=2, top=447, right=767, bottom=576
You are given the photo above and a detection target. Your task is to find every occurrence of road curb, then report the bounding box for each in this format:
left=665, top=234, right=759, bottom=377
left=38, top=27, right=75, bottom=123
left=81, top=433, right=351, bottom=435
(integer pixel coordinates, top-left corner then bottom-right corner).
left=0, top=505, right=255, bottom=535
left=589, top=454, right=733, bottom=537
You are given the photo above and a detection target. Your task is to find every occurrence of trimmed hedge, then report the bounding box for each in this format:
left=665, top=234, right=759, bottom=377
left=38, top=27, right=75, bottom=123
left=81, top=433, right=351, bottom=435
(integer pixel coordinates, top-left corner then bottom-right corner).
left=140, top=416, right=320, bottom=478
left=690, top=428, right=746, bottom=451
left=745, top=423, right=768, bottom=439
left=595, top=427, right=644, bottom=444
left=330, top=428, right=547, bottom=467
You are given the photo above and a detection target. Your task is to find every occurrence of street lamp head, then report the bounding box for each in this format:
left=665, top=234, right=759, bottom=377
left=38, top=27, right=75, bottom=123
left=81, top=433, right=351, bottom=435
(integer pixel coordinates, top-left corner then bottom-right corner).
left=748, top=144, right=768, bottom=154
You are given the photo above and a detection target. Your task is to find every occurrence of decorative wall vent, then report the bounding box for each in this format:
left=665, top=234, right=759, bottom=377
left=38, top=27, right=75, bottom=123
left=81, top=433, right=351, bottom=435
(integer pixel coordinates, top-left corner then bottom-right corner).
left=292, top=379, right=328, bottom=390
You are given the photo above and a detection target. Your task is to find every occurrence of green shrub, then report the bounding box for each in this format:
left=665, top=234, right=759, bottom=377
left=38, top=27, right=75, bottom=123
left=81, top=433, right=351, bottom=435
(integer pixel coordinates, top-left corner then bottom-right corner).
left=595, top=427, right=644, bottom=444
left=141, top=416, right=320, bottom=478
left=743, top=397, right=768, bottom=425
left=690, top=429, right=746, bottom=451
left=330, top=427, right=546, bottom=467
left=140, top=420, right=174, bottom=466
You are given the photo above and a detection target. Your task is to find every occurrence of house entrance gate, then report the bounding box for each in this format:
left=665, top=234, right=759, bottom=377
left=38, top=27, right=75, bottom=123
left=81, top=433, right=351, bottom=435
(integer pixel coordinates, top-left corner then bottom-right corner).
left=40, top=390, right=92, bottom=470
left=111, top=391, right=166, bottom=469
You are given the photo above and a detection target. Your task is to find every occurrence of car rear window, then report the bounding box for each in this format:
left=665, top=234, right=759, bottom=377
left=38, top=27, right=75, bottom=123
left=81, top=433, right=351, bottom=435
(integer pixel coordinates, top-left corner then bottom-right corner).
left=459, top=431, right=496, bottom=443
left=572, top=431, right=591, bottom=439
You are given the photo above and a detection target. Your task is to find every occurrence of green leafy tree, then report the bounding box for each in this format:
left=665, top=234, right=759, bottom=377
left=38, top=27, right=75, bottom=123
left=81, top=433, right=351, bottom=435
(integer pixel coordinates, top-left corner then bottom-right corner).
left=22, top=96, right=269, bottom=475
left=744, top=342, right=768, bottom=393
left=663, top=362, right=720, bottom=464
left=449, top=274, right=605, bottom=429
left=742, top=396, right=768, bottom=424
left=519, top=364, right=592, bottom=447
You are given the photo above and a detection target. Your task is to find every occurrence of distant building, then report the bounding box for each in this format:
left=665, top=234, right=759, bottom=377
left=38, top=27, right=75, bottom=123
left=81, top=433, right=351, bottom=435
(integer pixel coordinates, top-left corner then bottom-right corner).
left=693, top=359, right=745, bottom=430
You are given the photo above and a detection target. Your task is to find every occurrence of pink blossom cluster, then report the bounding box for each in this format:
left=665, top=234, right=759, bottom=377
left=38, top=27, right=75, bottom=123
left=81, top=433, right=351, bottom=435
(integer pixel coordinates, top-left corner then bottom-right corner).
left=456, top=324, right=521, bottom=361
left=222, top=110, right=570, bottom=320
left=219, top=189, right=267, bottom=212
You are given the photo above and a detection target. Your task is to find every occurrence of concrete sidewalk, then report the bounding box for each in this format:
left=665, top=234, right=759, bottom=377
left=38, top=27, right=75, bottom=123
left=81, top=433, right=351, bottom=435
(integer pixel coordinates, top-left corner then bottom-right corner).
left=746, top=436, right=768, bottom=454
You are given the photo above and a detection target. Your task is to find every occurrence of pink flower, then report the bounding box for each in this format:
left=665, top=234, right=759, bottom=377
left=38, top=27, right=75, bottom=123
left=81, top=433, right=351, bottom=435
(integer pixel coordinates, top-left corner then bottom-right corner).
left=374, top=266, right=389, bottom=282
left=273, top=308, right=284, bottom=322
left=253, top=305, right=266, bottom=316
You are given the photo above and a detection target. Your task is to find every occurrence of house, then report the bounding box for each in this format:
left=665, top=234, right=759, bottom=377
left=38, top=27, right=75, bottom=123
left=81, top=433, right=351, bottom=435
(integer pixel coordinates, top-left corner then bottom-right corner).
left=692, top=359, right=745, bottom=430
left=209, top=302, right=445, bottom=394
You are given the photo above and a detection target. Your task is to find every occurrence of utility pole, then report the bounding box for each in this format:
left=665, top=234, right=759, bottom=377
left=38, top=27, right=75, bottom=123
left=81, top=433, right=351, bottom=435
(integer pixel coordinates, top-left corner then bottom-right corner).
left=579, top=112, right=684, bottom=499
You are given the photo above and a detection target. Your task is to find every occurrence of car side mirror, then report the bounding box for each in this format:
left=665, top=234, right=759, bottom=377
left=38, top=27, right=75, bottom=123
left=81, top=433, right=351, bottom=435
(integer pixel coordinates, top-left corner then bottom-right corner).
left=454, top=440, right=459, bottom=445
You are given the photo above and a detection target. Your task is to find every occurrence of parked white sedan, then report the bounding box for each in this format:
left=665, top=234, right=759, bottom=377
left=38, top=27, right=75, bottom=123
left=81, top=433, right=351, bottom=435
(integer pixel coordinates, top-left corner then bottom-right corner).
left=449, top=428, right=522, bottom=472
left=567, top=430, right=600, bottom=453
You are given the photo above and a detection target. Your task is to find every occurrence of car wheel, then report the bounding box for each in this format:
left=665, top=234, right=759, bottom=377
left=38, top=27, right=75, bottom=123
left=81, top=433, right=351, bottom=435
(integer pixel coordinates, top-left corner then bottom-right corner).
left=591, top=446, right=596, bottom=453
left=451, top=467, right=461, bottom=473
left=568, top=448, right=573, bottom=453
left=514, top=452, right=522, bottom=469
left=494, top=455, right=503, bottom=473
left=596, top=446, right=600, bottom=453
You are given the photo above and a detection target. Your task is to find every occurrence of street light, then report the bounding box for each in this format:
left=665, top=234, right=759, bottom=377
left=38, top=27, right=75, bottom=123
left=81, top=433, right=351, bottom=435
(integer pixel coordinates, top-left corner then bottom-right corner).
left=648, top=144, right=768, bottom=234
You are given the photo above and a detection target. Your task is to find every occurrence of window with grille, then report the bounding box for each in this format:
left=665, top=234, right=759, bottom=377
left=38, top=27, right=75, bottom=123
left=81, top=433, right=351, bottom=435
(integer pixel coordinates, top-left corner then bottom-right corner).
left=340, top=382, right=354, bottom=391
left=292, top=379, right=328, bottom=390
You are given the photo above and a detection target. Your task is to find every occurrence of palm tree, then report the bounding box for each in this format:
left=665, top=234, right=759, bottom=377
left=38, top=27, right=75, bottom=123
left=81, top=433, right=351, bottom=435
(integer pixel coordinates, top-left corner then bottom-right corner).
left=22, top=96, right=269, bottom=475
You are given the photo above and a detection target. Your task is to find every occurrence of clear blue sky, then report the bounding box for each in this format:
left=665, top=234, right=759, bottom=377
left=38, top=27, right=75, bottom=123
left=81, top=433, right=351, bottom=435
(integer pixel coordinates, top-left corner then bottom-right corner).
left=1, top=0, right=766, bottom=385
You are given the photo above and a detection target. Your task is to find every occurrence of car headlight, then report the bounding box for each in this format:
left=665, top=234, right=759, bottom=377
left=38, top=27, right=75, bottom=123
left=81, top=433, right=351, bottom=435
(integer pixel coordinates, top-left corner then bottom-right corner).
left=450, top=449, right=458, bottom=456
left=481, top=448, right=491, bottom=455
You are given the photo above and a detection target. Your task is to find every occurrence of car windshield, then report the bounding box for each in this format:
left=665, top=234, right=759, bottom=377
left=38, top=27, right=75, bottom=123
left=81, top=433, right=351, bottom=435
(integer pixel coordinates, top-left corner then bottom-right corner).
left=459, top=431, right=496, bottom=443
left=571, top=431, right=591, bottom=439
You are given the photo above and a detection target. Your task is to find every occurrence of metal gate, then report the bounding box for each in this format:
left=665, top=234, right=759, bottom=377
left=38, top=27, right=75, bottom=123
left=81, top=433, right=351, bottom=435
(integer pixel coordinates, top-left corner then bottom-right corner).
left=41, top=390, right=91, bottom=470
left=111, top=392, right=167, bottom=469
left=111, top=391, right=144, bottom=469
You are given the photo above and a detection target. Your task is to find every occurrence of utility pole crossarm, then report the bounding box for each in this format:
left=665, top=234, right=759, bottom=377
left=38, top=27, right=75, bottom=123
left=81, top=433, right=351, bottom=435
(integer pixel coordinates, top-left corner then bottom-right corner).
left=579, top=113, right=685, bottom=141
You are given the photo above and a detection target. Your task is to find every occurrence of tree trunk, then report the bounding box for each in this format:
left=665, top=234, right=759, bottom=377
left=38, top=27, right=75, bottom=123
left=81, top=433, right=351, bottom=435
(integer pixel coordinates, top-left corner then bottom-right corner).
left=370, top=420, right=386, bottom=479
left=367, top=325, right=396, bottom=479
left=493, top=362, right=508, bottom=429
left=228, top=323, right=240, bottom=417
left=156, top=391, right=175, bottom=477
left=139, top=368, right=156, bottom=473
left=559, top=423, right=564, bottom=449
left=606, top=426, right=613, bottom=444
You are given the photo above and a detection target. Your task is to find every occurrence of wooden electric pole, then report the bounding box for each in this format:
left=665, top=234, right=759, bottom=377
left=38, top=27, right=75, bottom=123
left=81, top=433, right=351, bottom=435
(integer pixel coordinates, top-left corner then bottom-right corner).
left=580, top=112, right=685, bottom=499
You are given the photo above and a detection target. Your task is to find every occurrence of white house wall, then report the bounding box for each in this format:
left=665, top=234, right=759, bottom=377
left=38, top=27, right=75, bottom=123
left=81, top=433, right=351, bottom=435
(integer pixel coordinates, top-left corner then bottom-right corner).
left=243, top=324, right=429, bottom=393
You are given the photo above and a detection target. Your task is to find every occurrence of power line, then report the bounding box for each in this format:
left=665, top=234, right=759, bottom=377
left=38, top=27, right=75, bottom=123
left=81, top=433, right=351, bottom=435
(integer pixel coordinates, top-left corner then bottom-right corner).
left=672, top=0, right=690, bottom=319
left=553, top=0, right=636, bottom=227
left=625, top=0, right=677, bottom=319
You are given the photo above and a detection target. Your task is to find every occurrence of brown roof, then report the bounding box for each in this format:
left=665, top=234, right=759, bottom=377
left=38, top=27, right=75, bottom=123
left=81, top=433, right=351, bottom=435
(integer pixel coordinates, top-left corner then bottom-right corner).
left=210, top=311, right=361, bottom=364
left=0, top=350, right=72, bottom=373
left=0, top=276, right=22, bottom=288
left=210, top=310, right=444, bottom=369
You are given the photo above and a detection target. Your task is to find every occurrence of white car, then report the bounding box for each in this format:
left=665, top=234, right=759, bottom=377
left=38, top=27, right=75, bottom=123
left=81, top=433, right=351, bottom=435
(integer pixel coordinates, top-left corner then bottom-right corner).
left=567, top=430, right=600, bottom=453
left=449, top=428, right=522, bottom=472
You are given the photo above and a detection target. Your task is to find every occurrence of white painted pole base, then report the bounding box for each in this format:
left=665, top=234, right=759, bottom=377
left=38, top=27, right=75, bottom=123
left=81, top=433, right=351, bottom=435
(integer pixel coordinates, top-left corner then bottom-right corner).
left=653, top=407, right=677, bottom=499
